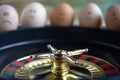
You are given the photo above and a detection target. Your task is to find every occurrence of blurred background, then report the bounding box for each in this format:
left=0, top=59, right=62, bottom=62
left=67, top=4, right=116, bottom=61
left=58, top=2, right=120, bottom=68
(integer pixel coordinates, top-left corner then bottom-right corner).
left=0, top=0, right=120, bottom=26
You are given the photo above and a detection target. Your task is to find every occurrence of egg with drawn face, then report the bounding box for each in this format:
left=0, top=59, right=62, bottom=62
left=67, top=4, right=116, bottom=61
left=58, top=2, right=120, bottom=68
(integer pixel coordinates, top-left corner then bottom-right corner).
left=0, top=4, right=18, bottom=31
left=21, top=2, right=47, bottom=28
left=50, top=3, right=74, bottom=27
left=79, top=3, right=103, bottom=28
left=105, top=4, right=120, bottom=31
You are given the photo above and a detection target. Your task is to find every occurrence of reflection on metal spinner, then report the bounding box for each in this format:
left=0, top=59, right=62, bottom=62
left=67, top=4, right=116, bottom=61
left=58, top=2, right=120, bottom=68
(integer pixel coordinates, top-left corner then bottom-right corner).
left=1, top=45, right=119, bottom=80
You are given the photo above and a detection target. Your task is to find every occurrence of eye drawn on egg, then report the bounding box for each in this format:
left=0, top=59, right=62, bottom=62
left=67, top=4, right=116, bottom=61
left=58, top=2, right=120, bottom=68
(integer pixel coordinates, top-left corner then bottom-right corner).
left=3, top=11, right=9, bottom=16
left=87, top=11, right=92, bottom=15
left=30, top=9, right=36, bottom=13
left=59, top=12, right=66, bottom=17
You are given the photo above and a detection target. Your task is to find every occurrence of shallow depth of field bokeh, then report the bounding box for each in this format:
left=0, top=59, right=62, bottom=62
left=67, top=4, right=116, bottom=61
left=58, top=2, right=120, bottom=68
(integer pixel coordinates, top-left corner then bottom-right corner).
left=0, top=0, right=119, bottom=15
left=0, top=0, right=119, bottom=26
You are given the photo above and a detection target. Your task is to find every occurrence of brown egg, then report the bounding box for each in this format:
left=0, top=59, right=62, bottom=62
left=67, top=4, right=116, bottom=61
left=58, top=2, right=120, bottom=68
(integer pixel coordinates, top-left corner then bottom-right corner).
left=79, top=3, right=103, bottom=28
left=50, top=3, right=74, bottom=27
left=105, top=4, right=120, bottom=31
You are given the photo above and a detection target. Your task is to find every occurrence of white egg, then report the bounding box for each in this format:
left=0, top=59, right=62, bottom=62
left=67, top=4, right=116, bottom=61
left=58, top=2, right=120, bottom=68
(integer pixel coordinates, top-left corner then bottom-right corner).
left=0, top=4, right=19, bottom=31
left=20, top=2, right=47, bottom=28
left=79, top=3, right=103, bottom=28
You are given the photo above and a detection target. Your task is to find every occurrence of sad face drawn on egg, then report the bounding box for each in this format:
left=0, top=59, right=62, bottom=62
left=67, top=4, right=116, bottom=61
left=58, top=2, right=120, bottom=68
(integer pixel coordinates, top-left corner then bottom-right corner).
left=85, top=11, right=93, bottom=22
left=57, top=10, right=67, bottom=24
left=59, top=12, right=66, bottom=21
left=0, top=5, right=18, bottom=31
left=21, top=2, right=47, bottom=28
left=79, top=3, right=103, bottom=28
left=105, top=5, right=120, bottom=31
left=29, top=9, right=36, bottom=19
left=111, top=12, right=118, bottom=21
left=110, top=11, right=120, bottom=22
left=28, top=9, right=38, bottom=23
left=1, top=11, right=12, bottom=25
left=50, top=3, right=74, bottom=27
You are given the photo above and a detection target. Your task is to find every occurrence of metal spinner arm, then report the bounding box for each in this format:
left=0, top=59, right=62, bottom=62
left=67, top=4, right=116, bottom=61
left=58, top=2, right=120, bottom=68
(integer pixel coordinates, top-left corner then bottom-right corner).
left=31, top=44, right=88, bottom=64
left=47, top=44, right=88, bottom=65
left=47, top=44, right=88, bottom=56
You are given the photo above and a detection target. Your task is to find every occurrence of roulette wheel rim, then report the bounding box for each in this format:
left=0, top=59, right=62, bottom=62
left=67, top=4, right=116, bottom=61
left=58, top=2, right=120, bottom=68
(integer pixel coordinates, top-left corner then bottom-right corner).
left=0, top=27, right=119, bottom=80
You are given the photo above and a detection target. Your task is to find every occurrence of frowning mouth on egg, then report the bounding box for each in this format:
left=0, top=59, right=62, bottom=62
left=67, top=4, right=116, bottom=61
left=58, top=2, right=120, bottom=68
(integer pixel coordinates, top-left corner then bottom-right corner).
left=29, top=16, right=35, bottom=20
left=1, top=20, right=12, bottom=25
left=112, top=17, right=119, bottom=21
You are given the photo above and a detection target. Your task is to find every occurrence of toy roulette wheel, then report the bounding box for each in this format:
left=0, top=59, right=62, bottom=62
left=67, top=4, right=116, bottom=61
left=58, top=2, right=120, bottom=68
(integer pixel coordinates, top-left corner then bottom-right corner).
left=0, top=27, right=119, bottom=80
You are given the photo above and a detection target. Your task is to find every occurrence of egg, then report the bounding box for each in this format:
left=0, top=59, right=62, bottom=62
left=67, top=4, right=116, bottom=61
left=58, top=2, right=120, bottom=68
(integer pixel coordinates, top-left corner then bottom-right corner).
left=0, top=4, right=18, bottom=31
left=79, top=3, right=103, bottom=28
left=105, top=4, right=120, bottom=31
left=50, top=3, right=74, bottom=27
left=20, top=2, right=47, bottom=28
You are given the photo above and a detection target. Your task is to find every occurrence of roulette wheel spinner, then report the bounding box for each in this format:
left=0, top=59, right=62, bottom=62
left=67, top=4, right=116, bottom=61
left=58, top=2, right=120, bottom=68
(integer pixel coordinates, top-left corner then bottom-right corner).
left=0, top=27, right=119, bottom=80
